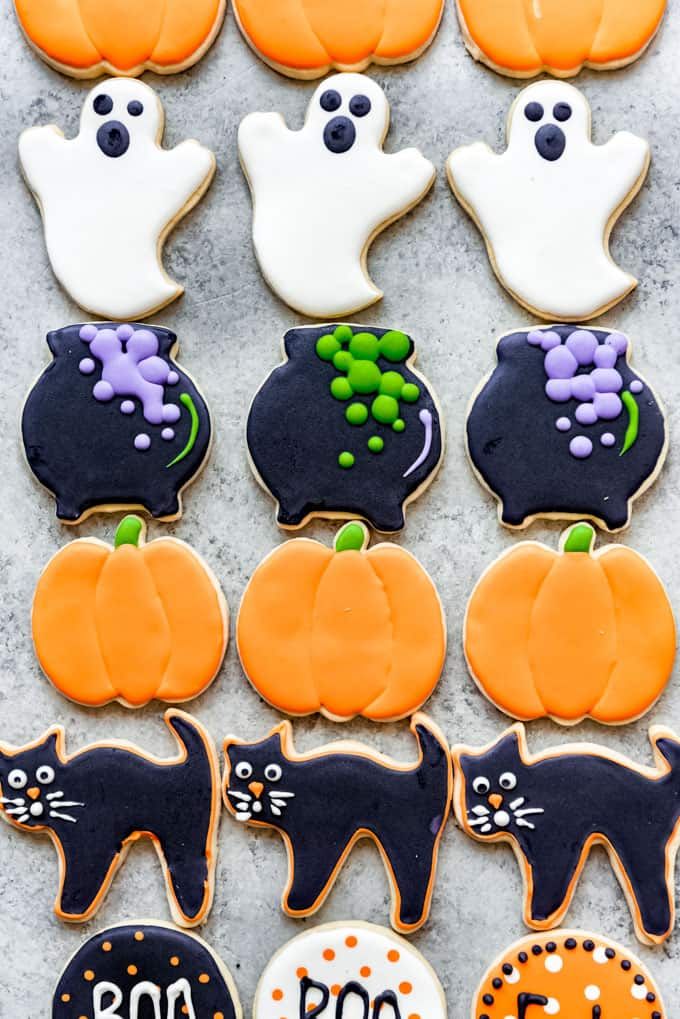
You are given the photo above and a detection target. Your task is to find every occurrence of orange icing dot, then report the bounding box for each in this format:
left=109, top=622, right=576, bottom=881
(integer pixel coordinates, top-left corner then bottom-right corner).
left=273, top=989, right=284, bottom=1001
left=307, top=1004, right=318, bottom=1013
left=84, top=970, right=95, bottom=981
left=102, top=942, right=112, bottom=952
left=128, top=965, right=138, bottom=976
left=134, top=931, right=145, bottom=941
left=170, top=956, right=180, bottom=966
left=387, top=950, right=400, bottom=962
left=61, top=994, right=71, bottom=1003
left=331, top=985, right=341, bottom=996
left=346, top=936, right=358, bottom=948
left=360, top=966, right=372, bottom=978
left=215, top=1014, right=225, bottom=1019
left=199, top=974, right=210, bottom=984
left=399, top=982, right=412, bottom=995
left=409, top=1014, right=421, bottom=1019
left=182, top=1007, right=189, bottom=1016
left=323, top=949, right=335, bottom=961
left=296, top=967, right=308, bottom=979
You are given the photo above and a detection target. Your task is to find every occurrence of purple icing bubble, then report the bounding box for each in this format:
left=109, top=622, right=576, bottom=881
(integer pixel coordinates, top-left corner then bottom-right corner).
left=570, top=436, right=593, bottom=459
left=556, top=417, right=571, bottom=432
left=545, top=345, right=578, bottom=380
left=527, top=330, right=544, bottom=346
left=540, top=331, right=561, bottom=351
left=116, top=324, right=134, bottom=341
left=575, top=402, right=598, bottom=425
left=134, top=433, right=151, bottom=451
left=565, top=330, right=597, bottom=366
left=162, top=428, right=175, bottom=441
left=93, top=380, right=114, bottom=401
left=593, top=345, right=617, bottom=369
left=593, top=392, right=622, bottom=420
left=163, top=404, right=181, bottom=424
left=570, top=375, right=596, bottom=401
left=630, top=379, right=643, bottom=394
left=79, top=357, right=95, bottom=375
left=167, top=371, right=179, bottom=385
left=601, top=433, right=616, bottom=447
left=605, top=332, right=628, bottom=355
left=545, top=379, right=572, bottom=402
left=79, top=324, right=98, bottom=342
left=120, top=400, right=135, bottom=414
left=592, top=369, right=623, bottom=395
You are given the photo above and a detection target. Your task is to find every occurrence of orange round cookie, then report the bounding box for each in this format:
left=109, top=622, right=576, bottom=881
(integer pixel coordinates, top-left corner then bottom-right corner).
left=14, top=0, right=226, bottom=78
left=232, top=0, right=444, bottom=79
left=472, top=931, right=664, bottom=1019
left=457, top=0, right=666, bottom=78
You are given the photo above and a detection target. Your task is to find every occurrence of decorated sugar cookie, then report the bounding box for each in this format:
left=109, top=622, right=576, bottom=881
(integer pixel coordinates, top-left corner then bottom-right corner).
left=14, top=0, right=226, bottom=78
left=233, top=0, right=444, bottom=79
left=52, top=922, right=241, bottom=1019
left=472, top=930, right=665, bottom=1019
left=223, top=715, right=451, bottom=932
left=239, top=74, right=435, bottom=318
left=255, top=923, right=446, bottom=1019
left=0, top=710, right=220, bottom=926
left=19, top=78, right=215, bottom=321
left=238, top=521, right=446, bottom=722
left=247, top=324, right=443, bottom=532
left=464, top=522, right=676, bottom=725
left=32, top=516, right=228, bottom=708
left=457, top=0, right=666, bottom=78
left=22, top=323, right=212, bottom=524
left=447, top=81, right=650, bottom=321
left=466, top=325, right=667, bottom=531
left=452, top=723, right=680, bottom=943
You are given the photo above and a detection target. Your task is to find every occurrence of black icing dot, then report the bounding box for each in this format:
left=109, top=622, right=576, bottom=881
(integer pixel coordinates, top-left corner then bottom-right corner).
left=647, top=993, right=657, bottom=1002
left=482, top=994, right=494, bottom=1006
left=652, top=1012, right=662, bottom=1018
left=531, top=945, right=543, bottom=956
left=621, top=960, right=632, bottom=971
left=553, top=102, right=572, bottom=122
left=502, top=964, right=513, bottom=975
left=93, top=94, right=113, bottom=116
left=592, top=1008, right=601, bottom=1019
left=480, top=1014, right=489, bottom=1019
left=583, top=940, right=595, bottom=952
left=546, top=942, right=557, bottom=953
left=565, top=939, right=577, bottom=950
left=320, top=89, right=342, bottom=112
left=634, top=974, right=645, bottom=985
left=605, top=948, right=615, bottom=959
left=323, top=116, right=356, bottom=154
left=349, top=94, right=371, bottom=118
left=518, top=952, right=528, bottom=963
left=492, top=978, right=502, bottom=989
left=524, top=101, right=544, bottom=122
left=535, top=123, right=566, bottom=162
left=127, top=100, right=144, bottom=117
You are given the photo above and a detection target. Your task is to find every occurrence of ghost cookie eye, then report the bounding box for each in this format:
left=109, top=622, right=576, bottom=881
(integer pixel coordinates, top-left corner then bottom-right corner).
left=320, top=89, right=342, bottom=112
left=524, top=102, right=543, bottom=122
left=93, top=94, right=113, bottom=115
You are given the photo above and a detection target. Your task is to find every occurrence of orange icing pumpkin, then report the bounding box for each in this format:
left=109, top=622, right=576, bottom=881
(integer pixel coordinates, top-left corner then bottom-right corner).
left=32, top=515, right=228, bottom=708
left=464, top=522, right=675, bottom=725
left=232, top=0, right=444, bottom=78
left=456, top=0, right=666, bottom=77
left=237, top=521, right=446, bottom=721
left=14, top=0, right=226, bottom=77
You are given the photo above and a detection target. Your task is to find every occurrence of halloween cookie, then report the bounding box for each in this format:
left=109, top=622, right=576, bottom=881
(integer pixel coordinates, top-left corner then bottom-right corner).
left=466, top=325, right=667, bottom=531
left=472, top=930, right=665, bottom=1019
left=233, top=0, right=444, bottom=79
left=247, top=324, right=443, bottom=532
left=457, top=0, right=666, bottom=78
left=22, top=323, right=212, bottom=524
left=52, top=921, right=241, bottom=1019
left=19, top=78, right=215, bottom=321
left=237, top=521, right=446, bottom=722
left=464, top=522, right=675, bottom=725
left=14, top=0, right=226, bottom=78
left=255, top=923, right=446, bottom=1019
left=447, top=81, right=650, bottom=321
left=223, top=714, right=451, bottom=932
left=452, top=723, right=680, bottom=944
left=32, top=515, right=228, bottom=709
left=0, top=710, right=220, bottom=926
left=239, top=74, right=435, bottom=318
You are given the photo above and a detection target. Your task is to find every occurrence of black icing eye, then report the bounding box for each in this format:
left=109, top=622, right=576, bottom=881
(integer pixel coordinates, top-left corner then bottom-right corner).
left=36, top=765, right=55, bottom=785
left=472, top=776, right=490, bottom=795
left=127, top=100, right=144, bottom=117
left=235, top=761, right=252, bottom=780
left=265, top=764, right=282, bottom=782
left=524, top=101, right=544, bottom=123
left=349, top=94, right=371, bottom=118
left=553, top=102, right=572, bottom=122
left=93, top=94, right=114, bottom=116
left=320, top=89, right=342, bottom=113
left=499, top=772, right=517, bottom=790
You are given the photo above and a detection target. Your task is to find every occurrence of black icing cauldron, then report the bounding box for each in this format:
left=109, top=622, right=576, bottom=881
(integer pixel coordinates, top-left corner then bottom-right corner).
left=247, top=324, right=443, bottom=533
left=22, top=323, right=212, bottom=522
left=466, top=325, right=667, bottom=531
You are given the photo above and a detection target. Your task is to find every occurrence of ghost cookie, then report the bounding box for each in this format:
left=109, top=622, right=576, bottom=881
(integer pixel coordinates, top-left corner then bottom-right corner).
left=19, top=78, right=216, bottom=321
left=52, top=922, right=241, bottom=1019
left=14, top=0, right=226, bottom=78
left=466, top=325, right=667, bottom=532
left=239, top=74, right=435, bottom=318
left=233, top=0, right=444, bottom=79
left=255, top=923, right=446, bottom=1019
left=472, top=930, right=665, bottom=1019
left=447, top=81, right=650, bottom=321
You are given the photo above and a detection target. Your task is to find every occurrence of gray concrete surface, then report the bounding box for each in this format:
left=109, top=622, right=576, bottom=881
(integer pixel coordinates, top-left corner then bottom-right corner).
left=1, top=3, right=680, bottom=1016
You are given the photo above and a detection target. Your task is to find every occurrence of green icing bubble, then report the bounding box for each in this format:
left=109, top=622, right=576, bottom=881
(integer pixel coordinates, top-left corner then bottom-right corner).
left=392, top=418, right=405, bottom=432
left=338, top=451, right=355, bottom=469
left=368, top=436, right=384, bottom=453
left=371, top=394, right=399, bottom=424
left=349, top=331, right=380, bottom=362
left=401, top=382, right=420, bottom=403
left=379, top=371, right=405, bottom=398
left=334, top=325, right=354, bottom=344
left=348, top=360, right=381, bottom=394
left=333, top=350, right=353, bottom=372
left=331, top=377, right=353, bottom=401
left=379, top=330, right=410, bottom=363
left=316, top=334, right=341, bottom=361
left=346, top=402, right=368, bottom=426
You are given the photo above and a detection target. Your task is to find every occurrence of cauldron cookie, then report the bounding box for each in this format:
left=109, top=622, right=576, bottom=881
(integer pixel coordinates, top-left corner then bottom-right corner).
left=22, top=323, right=212, bottom=523
left=247, top=324, right=444, bottom=532
left=466, top=324, right=666, bottom=531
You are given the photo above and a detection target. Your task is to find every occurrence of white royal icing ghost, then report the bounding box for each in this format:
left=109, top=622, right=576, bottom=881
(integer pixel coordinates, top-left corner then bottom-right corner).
left=19, top=78, right=216, bottom=321
left=447, top=81, right=650, bottom=321
left=239, top=73, right=435, bottom=318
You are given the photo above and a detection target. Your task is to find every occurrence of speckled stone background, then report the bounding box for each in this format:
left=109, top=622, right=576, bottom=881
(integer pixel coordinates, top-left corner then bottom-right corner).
left=0, top=2, right=679, bottom=1017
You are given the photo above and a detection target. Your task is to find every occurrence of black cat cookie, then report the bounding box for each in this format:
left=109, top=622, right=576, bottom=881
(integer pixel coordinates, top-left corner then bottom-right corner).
left=223, top=714, right=452, bottom=932
left=0, top=709, right=220, bottom=926
left=53, top=921, right=242, bottom=1019
left=22, top=323, right=212, bottom=523
left=247, top=324, right=444, bottom=533
left=466, top=325, right=667, bottom=531
left=452, top=723, right=680, bottom=944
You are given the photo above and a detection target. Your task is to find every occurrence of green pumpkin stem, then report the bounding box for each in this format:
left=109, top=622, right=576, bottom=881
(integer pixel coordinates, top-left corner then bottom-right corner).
left=334, top=521, right=369, bottom=553
left=563, top=522, right=596, bottom=554
left=114, top=515, right=144, bottom=549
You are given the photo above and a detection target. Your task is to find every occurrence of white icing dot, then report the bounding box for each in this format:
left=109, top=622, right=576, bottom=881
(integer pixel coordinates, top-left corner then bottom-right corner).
left=631, top=983, right=648, bottom=1000
left=593, top=947, right=609, bottom=964
left=584, top=985, right=600, bottom=1001
left=494, top=810, right=511, bottom=828
left=544, top=998, right=560, bottom=1014
left=505, top=967, right=520, bottom=985
left=545, top=955, right=563, bottom=973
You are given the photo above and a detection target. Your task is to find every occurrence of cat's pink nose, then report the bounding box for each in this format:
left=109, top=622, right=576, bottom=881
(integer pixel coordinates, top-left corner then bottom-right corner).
left=488, top=793, right=503, bottom=809
left=27, top=787, right=41, bottom=801
left=249, top=781, right=264, bottom=799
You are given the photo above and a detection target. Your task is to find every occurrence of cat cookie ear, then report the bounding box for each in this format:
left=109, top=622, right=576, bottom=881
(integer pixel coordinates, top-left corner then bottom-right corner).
left=0, top=726, right=64, bottom=761
left=650, top=727, right=680, bottom=771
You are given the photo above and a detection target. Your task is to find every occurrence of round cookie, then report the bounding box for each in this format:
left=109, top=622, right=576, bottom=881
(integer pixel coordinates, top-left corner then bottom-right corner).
left=472, top=930, right=664, bottom=1019
left=232, top=0, right=444, bottom=79
left=52, top=922, right=241, bottom=1017
left=466, top=325, right=667, bottom=532
left=15, top=0, right=226, bottom=78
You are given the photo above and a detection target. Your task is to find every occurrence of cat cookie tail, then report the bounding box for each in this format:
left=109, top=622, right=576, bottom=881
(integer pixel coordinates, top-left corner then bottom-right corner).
left=412, top=713, right=450, bottom=774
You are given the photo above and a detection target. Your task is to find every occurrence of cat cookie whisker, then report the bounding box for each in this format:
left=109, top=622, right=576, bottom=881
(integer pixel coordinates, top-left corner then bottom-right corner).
left=270, top=805, right=282, bottom=816
left=479, top=823, right=493, bottom=833
left=509, top=797, right=525, bottom=809
left=49, top=810, right=78, bottom=823
left=235, top=811, right=252, bottom=822
left=513, top=807, right=544, bottom=818
left=47, top=791, right=65, bottom=800
left=13, top=813, right=30, bottom=824
left=515, top=818, right=536, bottom=829
left=268, top=790, right=295, bottom=798
left=0, top=797, right=25, bottom=805
left=5, top=806, right=30, bottom=815
left=270, top=799, right=289, bottom=808
left=49, top=801, right=84, bottom=808
left=471, top=804, right=490, bottom=816
left=468, top=816, right=494, bottom=828
left=227, top=790, right=252, bottom=802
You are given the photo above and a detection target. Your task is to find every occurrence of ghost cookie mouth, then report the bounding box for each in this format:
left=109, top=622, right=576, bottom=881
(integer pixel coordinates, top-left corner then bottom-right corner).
left=324, top=115, right=356, bottom=154
left=96, top=120, right=130, bottom=158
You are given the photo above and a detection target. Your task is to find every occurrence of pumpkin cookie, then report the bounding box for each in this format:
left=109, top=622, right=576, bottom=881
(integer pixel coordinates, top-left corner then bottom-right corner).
left=14, top=0, right=226, bottom=78
left=32, top=515, right=228, bottom=709
left=464, top=522, right=675, bottom=725
left=237, top=521, right=446, bottom=722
